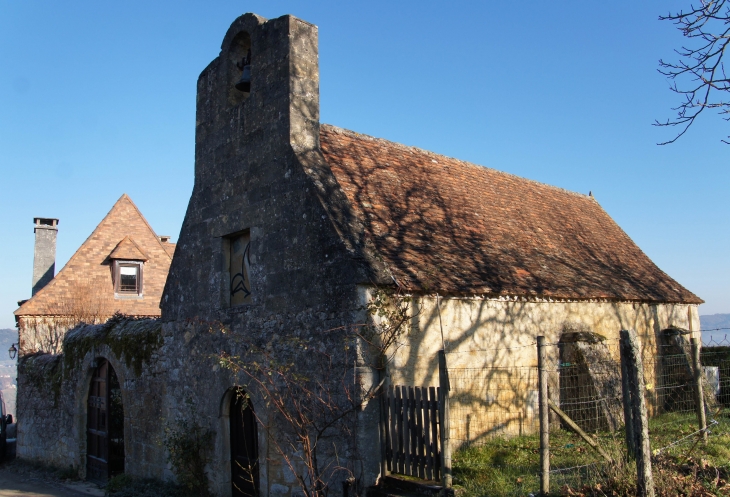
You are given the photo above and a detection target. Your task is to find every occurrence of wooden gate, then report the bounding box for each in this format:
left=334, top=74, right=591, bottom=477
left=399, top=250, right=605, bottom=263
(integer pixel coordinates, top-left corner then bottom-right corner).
left=87, top=359, right=124, bottom=484
left=381, top=385, right=442, bottom=481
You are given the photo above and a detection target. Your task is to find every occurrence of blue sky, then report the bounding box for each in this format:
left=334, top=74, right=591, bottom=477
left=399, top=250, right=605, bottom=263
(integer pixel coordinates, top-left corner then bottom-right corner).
left=1, top=1, right=728, bottom=329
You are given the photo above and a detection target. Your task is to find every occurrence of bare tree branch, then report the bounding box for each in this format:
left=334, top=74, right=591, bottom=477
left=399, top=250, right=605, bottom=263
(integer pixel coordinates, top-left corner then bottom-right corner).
left=656, top=0, right=730, bottom=144
left=215, top=287, right=416, bottom=497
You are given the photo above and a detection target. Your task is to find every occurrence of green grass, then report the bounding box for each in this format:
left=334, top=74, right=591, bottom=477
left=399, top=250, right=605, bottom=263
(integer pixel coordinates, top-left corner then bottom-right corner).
left=451, top=411, right=730, bottom=497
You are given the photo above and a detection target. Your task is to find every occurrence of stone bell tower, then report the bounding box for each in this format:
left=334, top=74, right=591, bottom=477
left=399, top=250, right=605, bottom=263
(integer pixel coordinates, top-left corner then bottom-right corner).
left=162, top=13, right=349, bottom=320
left=158, top=13, right=394, bottom=494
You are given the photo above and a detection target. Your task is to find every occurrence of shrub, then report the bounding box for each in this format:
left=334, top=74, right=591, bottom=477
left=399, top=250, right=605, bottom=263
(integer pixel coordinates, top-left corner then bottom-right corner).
left=163, top=418, right=214, bottom=497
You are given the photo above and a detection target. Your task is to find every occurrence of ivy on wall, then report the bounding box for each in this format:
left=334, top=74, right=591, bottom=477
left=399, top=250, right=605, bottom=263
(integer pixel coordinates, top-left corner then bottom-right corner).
left=63, top=313, right=163, bottom=375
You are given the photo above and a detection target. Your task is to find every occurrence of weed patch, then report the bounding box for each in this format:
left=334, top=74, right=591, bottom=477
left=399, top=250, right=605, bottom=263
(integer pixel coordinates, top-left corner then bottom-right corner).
left=451, top=411, right=730, bottom=496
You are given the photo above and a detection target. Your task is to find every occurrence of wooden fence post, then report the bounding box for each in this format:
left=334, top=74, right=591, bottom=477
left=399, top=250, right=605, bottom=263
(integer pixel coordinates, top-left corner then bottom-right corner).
left=690, top=337, right=708, bottom=443
left=620, top=341, right=636, bottom=460
left=620, top=329, right=655, bottom=497
left=537, top=336, right=549, bottom=497
left=438, top=350, right=452, bottom=490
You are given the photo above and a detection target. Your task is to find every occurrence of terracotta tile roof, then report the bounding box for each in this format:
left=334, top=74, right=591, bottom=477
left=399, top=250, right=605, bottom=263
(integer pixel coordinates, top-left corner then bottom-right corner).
left=15, top=194, right=173, bottom=317
left=109, top=236, right=148, bottom=261
left=319, top=125, right=702, bottom=304
left=162, top=242, right=176, bottom=258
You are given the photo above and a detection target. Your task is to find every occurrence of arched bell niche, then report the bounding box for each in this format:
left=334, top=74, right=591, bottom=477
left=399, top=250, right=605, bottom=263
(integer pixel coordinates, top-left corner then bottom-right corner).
left=227, top=31, right=252, bottom=105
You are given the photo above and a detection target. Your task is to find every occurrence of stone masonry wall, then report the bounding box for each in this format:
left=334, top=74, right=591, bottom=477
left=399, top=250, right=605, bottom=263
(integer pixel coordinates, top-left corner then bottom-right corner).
left=158, top=13, right=381, bottom=497
left=384, top=294, right=700, bottom=442
left=16, top=318, right=168, bottom=479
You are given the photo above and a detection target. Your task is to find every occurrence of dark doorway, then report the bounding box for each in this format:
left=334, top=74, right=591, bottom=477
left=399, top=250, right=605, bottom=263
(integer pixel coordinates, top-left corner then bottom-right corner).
left=87, top=359, right=124, bottom=484
left=230, top=389, right=259, bottom=497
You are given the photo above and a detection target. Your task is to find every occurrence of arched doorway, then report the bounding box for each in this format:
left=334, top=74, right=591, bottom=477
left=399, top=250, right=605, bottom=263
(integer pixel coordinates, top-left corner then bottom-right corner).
left=230, top=388, right=259, bottom=497
left=87, top=358, right=124, bottom=483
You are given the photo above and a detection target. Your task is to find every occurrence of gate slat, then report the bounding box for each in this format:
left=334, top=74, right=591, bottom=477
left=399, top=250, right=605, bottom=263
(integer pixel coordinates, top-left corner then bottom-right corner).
left=415, top=387, right=424, bottom=479
left=395, top=386, right=403, bottom=474
left=423, top=386, right=432, bottom=481
left=392, top=386, right=397, bottom=473
left=383, top=386, right=392, bottom=473
left=401, top=386, right=410, bottom=476
left=408, top=387, right=418, bottom=476
left=431, top=386, right=440, bottom=481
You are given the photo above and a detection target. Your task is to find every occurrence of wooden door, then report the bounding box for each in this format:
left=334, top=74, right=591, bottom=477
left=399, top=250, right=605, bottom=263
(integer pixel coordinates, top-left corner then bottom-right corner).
left=231, top=390, right=259, bottom=497
left=87, top=359, right=124, bottom=483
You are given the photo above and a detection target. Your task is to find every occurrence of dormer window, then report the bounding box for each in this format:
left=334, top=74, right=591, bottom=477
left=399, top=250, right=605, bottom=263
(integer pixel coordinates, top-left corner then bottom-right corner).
left=115, top=261, right=143, bottom=296
left=108, top=236, right=148, bottom=298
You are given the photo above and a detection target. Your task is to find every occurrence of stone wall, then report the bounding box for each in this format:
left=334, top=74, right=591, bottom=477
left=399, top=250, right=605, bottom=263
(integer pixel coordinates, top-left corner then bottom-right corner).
left=16, top=318, right=168, bottom=478
left=383, top=294, right=700, bottom=441
left=156, top=12, right=382, bottom=496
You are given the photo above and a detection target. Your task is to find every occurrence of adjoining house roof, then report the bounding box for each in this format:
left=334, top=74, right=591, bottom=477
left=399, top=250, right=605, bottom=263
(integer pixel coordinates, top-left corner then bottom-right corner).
left=161, top=242, right=176, bottom=258
left=319, top=125, right=702, bottom=304
left=109, top=236, right=148, bottom=261
left=15, top=194, right=174, bottom=318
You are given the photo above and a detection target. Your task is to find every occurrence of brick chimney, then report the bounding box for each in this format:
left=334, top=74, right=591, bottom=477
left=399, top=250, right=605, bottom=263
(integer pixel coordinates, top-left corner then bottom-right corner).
left=32, top=217, right=59, bottom=296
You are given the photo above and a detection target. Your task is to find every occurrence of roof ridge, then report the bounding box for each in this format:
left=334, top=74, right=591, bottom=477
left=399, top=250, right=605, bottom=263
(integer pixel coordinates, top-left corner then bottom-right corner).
left=118, top=195, right=173, bottom=260
left=320, top=123, right=596, bottom=202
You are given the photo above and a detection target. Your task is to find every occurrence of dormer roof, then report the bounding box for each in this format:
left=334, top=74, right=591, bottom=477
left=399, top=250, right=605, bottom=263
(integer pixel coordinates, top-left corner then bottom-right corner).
left=109, top=236, right=148, bottom=261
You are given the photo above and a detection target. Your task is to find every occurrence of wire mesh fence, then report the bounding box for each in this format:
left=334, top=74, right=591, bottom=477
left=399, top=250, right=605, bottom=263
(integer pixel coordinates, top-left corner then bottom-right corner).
left=441, top=332, right=730, bottom=496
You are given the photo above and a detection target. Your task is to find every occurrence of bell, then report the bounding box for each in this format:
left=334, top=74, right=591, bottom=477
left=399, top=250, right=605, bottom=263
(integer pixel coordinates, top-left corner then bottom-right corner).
left=235, top=64, right=251, bottom=92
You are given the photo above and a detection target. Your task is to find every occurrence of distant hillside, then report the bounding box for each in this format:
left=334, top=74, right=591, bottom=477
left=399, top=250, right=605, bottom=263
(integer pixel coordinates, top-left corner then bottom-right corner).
left=700, top=314, right=730, bottom=330
left=0, top=329, right=17, bottom=347
left=0, top=329, right=16, bottom=417
left=700, top=314, right=730, bottom=345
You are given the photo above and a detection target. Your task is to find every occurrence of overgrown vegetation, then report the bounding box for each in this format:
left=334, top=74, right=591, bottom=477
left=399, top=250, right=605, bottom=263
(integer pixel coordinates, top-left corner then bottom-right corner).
left=63, top=313, right=163, bottom=375
left=19, top=353, right=63, bottom=404
left=452, top=411, right=730, bottom=496
left=163, top=417, right=214, bottom=497
left=356, top=287, right=414, bottom=370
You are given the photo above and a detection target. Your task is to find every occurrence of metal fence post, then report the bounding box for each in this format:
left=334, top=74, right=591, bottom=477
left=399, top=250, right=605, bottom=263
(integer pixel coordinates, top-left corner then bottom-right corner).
left=620, top=329, right=655, bottom=497
left=690, top=337, right=708, bottom=443
left=438, top=350, right=452, bottom=490
left=537, top=336, right=549, bottom=496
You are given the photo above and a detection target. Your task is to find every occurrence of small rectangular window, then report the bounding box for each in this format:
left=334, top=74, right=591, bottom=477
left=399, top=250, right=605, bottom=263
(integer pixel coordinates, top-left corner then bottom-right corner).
left=119, top=266, right=138, bottom=292
left=114, top=261, right=143, bottom=296
left=226, top=231, right=251, bottom=306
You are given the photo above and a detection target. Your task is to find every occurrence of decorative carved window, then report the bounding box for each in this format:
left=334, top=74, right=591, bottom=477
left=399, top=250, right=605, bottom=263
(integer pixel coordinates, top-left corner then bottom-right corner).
left=113, top=261, right=143, bottom=296
left=228, top=232, right=251, bottom=306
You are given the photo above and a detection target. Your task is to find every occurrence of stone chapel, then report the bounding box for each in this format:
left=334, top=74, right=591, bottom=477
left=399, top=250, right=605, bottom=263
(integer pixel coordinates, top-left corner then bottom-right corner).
left=15, top=13, right=701, bottom=497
